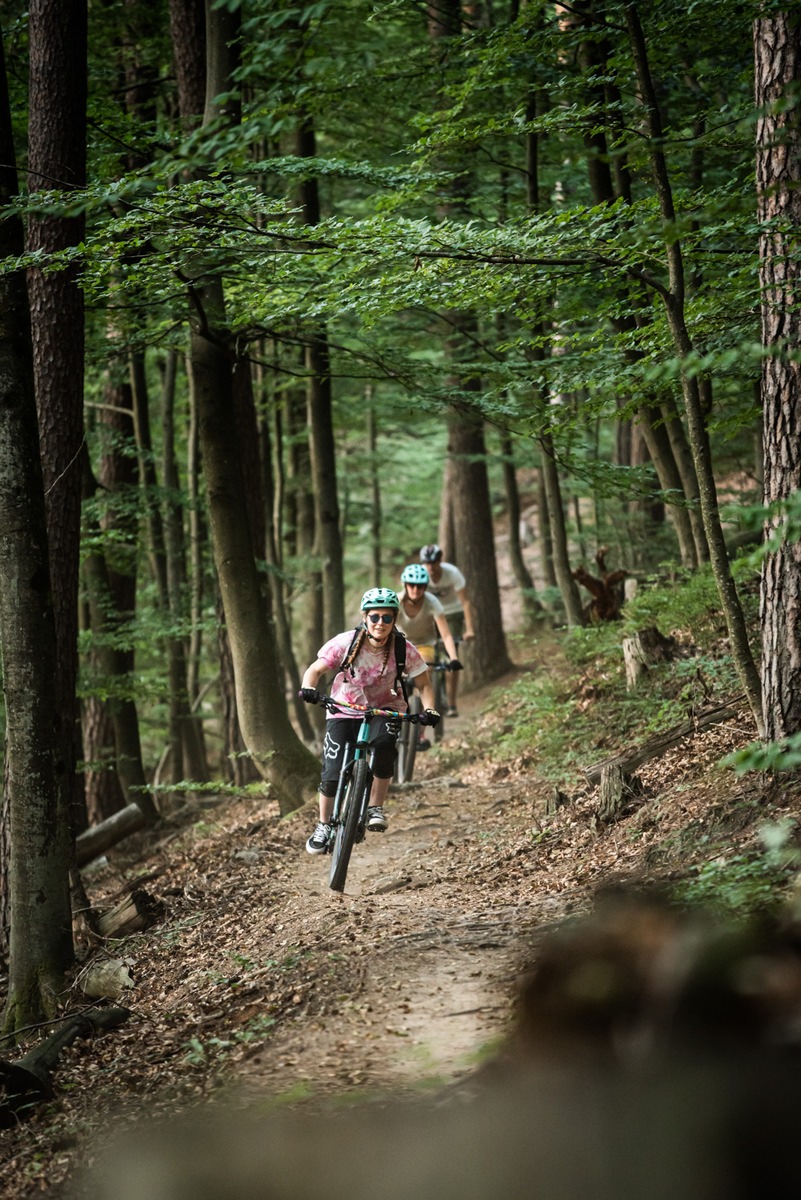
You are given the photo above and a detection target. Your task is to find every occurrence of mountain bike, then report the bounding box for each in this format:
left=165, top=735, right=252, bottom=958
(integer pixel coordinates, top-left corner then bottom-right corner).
left=315, top=696, right=422, bottom=893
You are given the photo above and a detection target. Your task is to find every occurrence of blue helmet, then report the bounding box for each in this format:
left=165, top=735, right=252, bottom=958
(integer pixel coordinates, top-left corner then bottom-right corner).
left=360, top=587, right=399, bottom=611
left=401, top=563, right=430, bottom=586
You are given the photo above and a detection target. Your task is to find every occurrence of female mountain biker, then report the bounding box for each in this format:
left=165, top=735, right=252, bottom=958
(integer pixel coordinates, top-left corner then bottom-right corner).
left=396, top=564, right=462, bottom=748
left=397, top=563, right=462, bottom=668
left=299, top=587, right=440, bottom=854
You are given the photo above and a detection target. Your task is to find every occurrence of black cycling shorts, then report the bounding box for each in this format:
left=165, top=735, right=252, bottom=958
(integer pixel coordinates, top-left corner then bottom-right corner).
left=318, top=715, right=397, bottom=798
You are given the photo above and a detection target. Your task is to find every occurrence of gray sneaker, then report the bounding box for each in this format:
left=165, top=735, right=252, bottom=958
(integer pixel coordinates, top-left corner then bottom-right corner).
left=306, top=821, right=332, bottom=854
left=366, top=806, right=388, bottom=832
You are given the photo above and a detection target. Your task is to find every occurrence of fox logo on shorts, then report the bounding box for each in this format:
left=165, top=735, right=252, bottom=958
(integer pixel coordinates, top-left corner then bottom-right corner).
left=323, top=731, right=341, bottom=761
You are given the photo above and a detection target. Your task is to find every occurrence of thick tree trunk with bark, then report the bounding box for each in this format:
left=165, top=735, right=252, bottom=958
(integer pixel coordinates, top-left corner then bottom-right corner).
left=445, top=395, right=512, bottom=684
left=174, top=0, right=317, bottom=810
left=0, top=42, right=73, bottom=1028
left=27, top=0, right=88, bottom=842
left=190, top=279, right=318, bottom=810
left=756, top=15, right=801, bottom=745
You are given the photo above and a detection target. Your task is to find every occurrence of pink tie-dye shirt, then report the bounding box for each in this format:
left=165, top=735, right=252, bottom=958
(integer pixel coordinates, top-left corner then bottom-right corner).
left=318, top=629, right=427, bottom=719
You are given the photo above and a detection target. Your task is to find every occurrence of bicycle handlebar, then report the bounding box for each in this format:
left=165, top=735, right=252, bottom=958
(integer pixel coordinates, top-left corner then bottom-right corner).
left=315, top=695, right=422, bottom=722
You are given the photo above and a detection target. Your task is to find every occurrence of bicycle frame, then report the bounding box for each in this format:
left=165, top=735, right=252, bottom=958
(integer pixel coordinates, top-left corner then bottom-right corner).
left=329, top=712, right=384, bottom=832
left=316, top=696, right=416, bottom=893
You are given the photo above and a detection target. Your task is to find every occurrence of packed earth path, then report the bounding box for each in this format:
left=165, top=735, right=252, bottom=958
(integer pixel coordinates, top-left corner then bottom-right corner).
left=2, top=654, right=564, bottom=1198
left=3, top=629, right=762, bottom=1199
left=235, top=671, right=552, bottom=1100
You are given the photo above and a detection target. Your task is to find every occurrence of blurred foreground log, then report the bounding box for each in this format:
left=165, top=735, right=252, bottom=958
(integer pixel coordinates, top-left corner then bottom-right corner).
left=0, top=1007, right=130, bottom=1127
left=85, top=895, right=801, bottom=1200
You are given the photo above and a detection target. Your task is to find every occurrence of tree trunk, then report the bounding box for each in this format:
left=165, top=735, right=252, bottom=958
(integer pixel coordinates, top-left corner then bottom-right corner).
left=190, top=276, right=318, bottom=809
left=445, top=393, right=512, bottom=684
left=27, top=0, right=88, bottom=846
left=537, top=468, right=557, bottom=591
left=306, top=332, right=346, bottom=635
left=367, top=396, right=382, bottom=584
left=81, top=481, right=158, bottom=822
left=501, top=433, right=543, bottom=624
left=625, top=1, right=763, bottom=735
left=635, top=398, right=698, bottom=568
left=162, top=350, right=209, bottom=784
left=755, top=13, right=801, bottom=744
left=0, top=42, right=73, bottom=1028
left=257, top=370, right=314, bottom=744
left=294, top=114, right=346, bottom=637
left=539, top=431, right=585, bottom=626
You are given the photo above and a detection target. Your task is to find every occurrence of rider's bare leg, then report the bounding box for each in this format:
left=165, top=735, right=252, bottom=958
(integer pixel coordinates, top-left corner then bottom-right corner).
left=318, top=792, right=334, bottom=823
left=370, top=775, right=391, bottom=807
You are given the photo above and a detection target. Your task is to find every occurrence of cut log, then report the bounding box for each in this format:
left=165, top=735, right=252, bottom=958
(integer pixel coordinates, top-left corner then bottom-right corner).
left=76, top=802, right=148, bottom=867
left=582, top=696, right=748, bottom=789
left=0, top=1007, right=130, bottom=1127
left=622, top=626, right=677, bottom=690
left=97, top=888, right=165, bottom=939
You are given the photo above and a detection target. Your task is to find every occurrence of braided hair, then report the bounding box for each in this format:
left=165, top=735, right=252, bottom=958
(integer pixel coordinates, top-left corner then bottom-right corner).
left=339, top=622, right=394, bottom=678
left=340, top=626, right=367, bottom=676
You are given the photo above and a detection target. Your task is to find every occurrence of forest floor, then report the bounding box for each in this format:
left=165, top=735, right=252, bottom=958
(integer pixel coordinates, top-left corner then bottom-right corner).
left=2, top=625, right=778, bottom=1200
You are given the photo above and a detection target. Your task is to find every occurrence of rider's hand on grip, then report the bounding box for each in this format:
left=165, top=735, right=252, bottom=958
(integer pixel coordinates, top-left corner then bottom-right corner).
left=448, top=659, right=463, bottom=671
left=419, top=709, right=441, bottom=728
left=299, top=687, right=321, bottom=705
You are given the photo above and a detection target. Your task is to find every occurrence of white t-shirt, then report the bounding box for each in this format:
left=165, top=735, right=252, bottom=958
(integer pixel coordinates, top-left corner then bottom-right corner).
left=427, top=562, right=465, bottom=611
left=317, top=628, right=427, bottom=718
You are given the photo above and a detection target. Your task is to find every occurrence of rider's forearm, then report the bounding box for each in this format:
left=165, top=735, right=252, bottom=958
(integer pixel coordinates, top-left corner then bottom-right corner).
left=301, top=660, right=327, bottom=689
left=461, top=596, right=476, bottom=637
left=420, top=682, right=436, bottom=711
left=436, top=616, right=458, bottom=661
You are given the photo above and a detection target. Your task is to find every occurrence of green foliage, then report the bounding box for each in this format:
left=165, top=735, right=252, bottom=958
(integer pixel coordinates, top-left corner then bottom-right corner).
left=481, top=563, right=755, bottom=787
left=675, top=820, right=800, bottom=917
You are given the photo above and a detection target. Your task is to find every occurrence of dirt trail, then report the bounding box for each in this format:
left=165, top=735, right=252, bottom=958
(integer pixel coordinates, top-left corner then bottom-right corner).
left=235, top=680, right=546, bottom=1102
left=3, top=656, right=562, bottom=1198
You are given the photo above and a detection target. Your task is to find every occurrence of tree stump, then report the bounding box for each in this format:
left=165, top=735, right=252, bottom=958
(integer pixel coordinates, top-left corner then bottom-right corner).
left=622, top=626, right=676, bottom=690
left=598, top=764, right=628, bottom=823
left=546, top=787, right=571, bottom=816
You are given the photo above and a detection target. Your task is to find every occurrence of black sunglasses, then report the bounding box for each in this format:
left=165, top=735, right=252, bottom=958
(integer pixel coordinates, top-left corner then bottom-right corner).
left=366, top=613, right=395, bottom=625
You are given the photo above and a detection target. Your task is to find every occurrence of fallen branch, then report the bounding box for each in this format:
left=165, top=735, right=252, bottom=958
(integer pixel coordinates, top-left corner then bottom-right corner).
left=76, top=803, right=148, bottom=867
left=0, top=1007, right=130, bottom=1127
left=582, top=695, right=748, bottom=788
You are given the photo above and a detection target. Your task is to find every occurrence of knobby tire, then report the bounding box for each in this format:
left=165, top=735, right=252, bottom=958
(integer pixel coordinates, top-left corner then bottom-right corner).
left=329, top=757, right=370, bottom=893
left=395, top=694, right=422, bottom=783
left=434, top=670, right=447, bottom=744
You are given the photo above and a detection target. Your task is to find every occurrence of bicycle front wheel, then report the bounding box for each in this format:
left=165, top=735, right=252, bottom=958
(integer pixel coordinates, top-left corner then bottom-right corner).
left=395, top=693, right=422, bottom=783
left=434, top=670, right=447, bottom=743
left=329, top=757, right=370, bottom=893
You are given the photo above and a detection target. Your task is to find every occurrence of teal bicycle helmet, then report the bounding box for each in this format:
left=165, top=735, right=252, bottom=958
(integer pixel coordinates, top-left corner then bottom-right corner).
left=401, top=563, right=430, bottom=586
left=360, top=587, right=399, bottom=611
